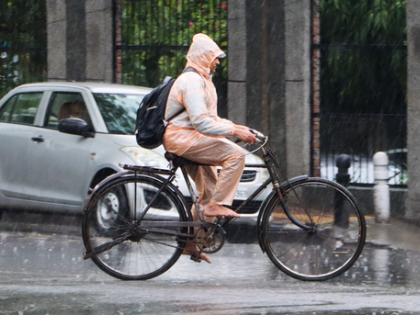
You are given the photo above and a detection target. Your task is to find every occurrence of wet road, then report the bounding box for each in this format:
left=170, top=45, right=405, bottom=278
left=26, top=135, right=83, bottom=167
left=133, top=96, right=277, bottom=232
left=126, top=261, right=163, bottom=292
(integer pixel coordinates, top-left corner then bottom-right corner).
left=1, top=219, right=420, bottom=314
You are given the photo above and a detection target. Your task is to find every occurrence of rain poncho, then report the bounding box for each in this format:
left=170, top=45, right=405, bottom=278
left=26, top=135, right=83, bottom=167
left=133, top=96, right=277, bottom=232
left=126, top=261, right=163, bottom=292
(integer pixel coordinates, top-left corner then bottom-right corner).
left=163, top=33, right=245, bottom=207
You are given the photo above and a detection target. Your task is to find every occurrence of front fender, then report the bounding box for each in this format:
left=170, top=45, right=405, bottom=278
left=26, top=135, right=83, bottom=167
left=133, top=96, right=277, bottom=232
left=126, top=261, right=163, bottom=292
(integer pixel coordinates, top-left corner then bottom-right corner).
left=256, top=175, right=308, bottom=253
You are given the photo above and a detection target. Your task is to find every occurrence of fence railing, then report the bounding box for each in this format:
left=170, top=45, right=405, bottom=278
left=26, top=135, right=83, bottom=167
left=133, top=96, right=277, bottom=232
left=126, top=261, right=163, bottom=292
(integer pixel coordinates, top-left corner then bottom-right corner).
left=0, top=0, right=47, bottom=98
left=118, top=0, right=228, bottom=115
left=320, top=113, right=407, bottom=186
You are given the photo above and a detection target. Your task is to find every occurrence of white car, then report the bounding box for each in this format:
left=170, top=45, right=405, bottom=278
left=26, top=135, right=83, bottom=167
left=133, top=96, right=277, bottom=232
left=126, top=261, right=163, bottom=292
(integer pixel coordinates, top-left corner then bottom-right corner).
left=0, top=82, right=271, bottom=231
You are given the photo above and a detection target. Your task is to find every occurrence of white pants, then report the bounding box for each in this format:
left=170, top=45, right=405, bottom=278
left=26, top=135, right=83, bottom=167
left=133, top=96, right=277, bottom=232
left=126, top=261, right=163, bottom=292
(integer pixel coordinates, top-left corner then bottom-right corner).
left=164, top=130, right=245, bottom=206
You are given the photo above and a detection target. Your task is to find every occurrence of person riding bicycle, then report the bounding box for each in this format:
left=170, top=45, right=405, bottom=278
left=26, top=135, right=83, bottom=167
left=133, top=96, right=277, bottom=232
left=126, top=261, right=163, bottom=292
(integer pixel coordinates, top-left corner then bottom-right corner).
left=163, top=33, right=257, bottom=263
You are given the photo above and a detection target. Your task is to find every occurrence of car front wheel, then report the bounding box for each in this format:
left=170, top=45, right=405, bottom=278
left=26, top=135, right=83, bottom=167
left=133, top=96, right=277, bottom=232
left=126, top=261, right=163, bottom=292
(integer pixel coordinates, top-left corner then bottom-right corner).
left=94, top=186, right=128, bottom=236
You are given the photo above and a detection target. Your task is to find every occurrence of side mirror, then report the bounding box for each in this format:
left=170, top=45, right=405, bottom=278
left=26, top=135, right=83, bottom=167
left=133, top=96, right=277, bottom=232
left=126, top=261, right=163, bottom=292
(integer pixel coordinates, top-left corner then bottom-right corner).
left=58, top=118, right=95, bottom=138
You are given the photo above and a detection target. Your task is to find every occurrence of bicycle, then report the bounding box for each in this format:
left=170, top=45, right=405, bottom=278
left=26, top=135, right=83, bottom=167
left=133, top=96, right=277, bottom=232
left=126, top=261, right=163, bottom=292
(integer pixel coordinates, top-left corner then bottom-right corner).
left=81, top=130, right=366, bottom=282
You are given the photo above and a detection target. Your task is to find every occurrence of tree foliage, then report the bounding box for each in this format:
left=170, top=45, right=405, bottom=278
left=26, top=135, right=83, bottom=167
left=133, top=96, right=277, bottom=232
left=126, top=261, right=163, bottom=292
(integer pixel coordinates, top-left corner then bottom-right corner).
left=0, top=0, right=47, bottom=98
left=320, top=0, right=406, bottom=114
left=122, top=0, right=228, bottom=88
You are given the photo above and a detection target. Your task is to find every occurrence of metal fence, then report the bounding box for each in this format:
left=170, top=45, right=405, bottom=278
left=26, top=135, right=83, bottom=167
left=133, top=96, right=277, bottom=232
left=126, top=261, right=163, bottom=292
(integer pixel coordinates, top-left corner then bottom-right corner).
left=0, top=0, right=47, bottom=98
left=317, top=0, right=407, bottom=186
left=119, top=0, right=228, bottom=116
left=317, top=43, right=407, bottom=186
left=320, top=113, right=407, bottom=186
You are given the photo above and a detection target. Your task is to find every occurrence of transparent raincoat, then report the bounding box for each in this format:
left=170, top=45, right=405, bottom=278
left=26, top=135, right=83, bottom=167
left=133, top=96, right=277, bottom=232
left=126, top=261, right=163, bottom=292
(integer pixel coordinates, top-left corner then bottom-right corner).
left=163, top=33, right=245, bottom=207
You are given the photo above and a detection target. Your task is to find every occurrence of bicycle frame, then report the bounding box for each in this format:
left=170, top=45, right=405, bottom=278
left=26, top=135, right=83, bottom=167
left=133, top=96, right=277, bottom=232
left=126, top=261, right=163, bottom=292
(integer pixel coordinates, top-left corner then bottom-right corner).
left=121, top=142, right=314, bottom=234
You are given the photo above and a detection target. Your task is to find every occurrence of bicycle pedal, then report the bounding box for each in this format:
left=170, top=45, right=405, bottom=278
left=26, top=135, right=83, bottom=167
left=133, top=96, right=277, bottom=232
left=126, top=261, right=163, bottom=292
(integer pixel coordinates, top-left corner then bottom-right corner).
left=190, top=255, right=202, bottom=263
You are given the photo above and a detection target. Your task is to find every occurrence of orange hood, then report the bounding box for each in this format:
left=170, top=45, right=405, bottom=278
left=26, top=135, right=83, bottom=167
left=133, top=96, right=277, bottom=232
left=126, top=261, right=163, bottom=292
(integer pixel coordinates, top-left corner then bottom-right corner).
left=186, top=33, right=225, bottom=77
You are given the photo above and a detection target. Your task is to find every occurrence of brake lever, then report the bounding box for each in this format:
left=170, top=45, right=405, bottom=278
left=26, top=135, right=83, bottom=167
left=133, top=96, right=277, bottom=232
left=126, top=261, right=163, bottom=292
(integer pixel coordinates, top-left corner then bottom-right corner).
left=249, top=129, right=267, bottom=142
left=239, top=129, right=269, bottom=156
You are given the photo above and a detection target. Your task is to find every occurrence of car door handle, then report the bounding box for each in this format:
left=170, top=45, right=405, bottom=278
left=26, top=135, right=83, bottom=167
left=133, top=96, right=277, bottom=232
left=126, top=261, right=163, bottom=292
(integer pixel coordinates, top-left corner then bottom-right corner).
left=31, top=136, right=44, bottom=143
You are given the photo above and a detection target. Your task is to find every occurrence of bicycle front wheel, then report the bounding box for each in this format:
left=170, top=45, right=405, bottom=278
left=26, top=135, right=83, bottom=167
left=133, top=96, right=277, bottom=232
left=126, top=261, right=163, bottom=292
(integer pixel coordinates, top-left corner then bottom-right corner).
left=261, top=178, right=366, bottom=281
left=82, top=173, right=191, bottom=280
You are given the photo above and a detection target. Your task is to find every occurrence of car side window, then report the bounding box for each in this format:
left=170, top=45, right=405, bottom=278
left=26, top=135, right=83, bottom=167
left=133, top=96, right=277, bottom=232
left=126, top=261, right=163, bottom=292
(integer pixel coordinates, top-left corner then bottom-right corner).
left=0, top=93, right=43, bottom=125
left=0, top=95, right=18, bottom=122
left=44, top=92, right=92, bottom=129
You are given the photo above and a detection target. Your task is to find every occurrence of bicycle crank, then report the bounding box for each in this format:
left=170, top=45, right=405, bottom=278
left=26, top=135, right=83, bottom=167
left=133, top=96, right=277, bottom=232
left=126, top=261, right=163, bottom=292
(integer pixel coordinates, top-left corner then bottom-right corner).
left=195, top=225, right=225, bottom=254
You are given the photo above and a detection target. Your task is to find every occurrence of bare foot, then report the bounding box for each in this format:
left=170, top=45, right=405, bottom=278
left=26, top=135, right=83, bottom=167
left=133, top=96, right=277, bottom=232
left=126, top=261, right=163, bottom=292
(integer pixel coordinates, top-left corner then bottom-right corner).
left=203, top=203, right=241, bottom=218
left=182, top=243, right=211, bottom=264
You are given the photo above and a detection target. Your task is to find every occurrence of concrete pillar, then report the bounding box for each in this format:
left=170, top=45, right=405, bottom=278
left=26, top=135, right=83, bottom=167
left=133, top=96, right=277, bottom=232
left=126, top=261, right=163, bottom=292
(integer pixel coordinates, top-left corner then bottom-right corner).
left=85, top=0, right=114, bottom=82
left=228, top=0, right=286, bottom=164
left=227, top=0, right=311, bottom=178
left=47, top=0, right=67, bottom=81
left=66, top=0, right=86, bottom=81
left=284, top=0, right=311, bottom=178
left=227, top=0, right=247, bottom=126
left=406, top=0, right=420, bottom=219
left=373, top=152, right=390, bottom=223
left=47, top=0, right=114, bottom=83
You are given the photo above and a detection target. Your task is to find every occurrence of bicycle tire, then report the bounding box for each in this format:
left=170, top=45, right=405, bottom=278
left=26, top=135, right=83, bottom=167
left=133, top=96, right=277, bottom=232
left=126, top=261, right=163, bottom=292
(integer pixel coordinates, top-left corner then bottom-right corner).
left=261, top=177, right=366, bottom=281
left=82, top=173, right=191, bottom=280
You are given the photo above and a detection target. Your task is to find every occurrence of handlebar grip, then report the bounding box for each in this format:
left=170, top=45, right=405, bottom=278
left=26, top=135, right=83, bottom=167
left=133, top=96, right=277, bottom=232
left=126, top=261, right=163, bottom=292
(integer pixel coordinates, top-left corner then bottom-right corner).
left=249, top=129, right=267, bottom=142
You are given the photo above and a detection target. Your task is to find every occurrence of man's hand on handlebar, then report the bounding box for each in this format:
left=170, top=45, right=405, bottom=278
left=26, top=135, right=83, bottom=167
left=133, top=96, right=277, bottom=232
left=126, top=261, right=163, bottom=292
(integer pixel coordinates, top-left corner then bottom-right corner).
left=233, top=125, right=258, bottom=145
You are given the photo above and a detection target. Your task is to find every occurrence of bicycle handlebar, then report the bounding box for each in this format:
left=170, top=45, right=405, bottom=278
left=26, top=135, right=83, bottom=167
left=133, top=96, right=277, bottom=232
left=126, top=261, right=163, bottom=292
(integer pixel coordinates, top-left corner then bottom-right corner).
left=249, top=129, right=267, bottom=142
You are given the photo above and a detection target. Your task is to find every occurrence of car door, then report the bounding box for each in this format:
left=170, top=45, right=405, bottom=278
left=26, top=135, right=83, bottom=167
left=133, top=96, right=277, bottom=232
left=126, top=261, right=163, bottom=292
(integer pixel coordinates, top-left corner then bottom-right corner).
left=0, top=92, right=45, bottom=200
left=28, top=91, right=95, bottom=206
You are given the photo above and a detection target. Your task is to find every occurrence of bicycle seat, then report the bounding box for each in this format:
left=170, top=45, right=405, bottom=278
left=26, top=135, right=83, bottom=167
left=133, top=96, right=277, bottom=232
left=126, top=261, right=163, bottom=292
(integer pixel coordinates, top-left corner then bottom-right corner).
left=164, top=152, right=213, bottom=167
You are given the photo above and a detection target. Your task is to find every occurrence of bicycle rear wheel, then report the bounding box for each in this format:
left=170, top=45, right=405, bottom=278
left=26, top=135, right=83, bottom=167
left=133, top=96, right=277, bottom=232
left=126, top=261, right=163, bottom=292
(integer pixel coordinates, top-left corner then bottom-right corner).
left=82, top=173, right=191, bottom=280
left=261, top=178, right=366, bottom=281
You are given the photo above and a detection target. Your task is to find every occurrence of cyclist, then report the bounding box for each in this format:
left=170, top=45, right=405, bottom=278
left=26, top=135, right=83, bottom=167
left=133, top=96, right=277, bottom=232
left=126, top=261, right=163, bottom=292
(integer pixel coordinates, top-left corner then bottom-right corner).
left=163, top=33, right=257, bottom=263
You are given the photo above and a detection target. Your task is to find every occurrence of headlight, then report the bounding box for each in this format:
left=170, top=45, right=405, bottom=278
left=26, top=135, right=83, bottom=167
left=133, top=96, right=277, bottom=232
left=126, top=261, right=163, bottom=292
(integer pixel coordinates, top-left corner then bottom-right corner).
left=260, top=168, right=270, bottom=182
left=120, top=146, right=169, bottom=169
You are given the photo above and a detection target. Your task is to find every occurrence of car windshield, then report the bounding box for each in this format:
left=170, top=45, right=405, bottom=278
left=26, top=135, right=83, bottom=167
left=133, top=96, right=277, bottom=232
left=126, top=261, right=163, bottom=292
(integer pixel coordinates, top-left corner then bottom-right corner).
left=94, top=93, right=144, bottom=134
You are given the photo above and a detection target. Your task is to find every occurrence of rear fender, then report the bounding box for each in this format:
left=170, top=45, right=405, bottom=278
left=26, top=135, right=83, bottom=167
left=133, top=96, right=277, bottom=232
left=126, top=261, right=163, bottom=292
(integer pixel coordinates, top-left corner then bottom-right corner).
left=83, top=172, right=192, bottom=221
left=257, top=175, right=308, bottom=253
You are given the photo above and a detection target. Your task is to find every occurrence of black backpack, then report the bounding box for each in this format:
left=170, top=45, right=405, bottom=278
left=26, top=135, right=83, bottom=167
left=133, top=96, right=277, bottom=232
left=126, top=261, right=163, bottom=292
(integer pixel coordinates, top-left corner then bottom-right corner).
left=135, top=67, right=198, bottom=149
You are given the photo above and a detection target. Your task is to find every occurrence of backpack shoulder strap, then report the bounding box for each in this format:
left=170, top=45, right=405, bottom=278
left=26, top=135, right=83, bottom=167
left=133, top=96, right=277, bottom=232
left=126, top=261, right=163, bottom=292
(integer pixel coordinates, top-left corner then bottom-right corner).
left=166, top=68, right=200, bottom=122
left=183, top=67, right=200, bottom=75
left=167, top=108, right=185, bottom=122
